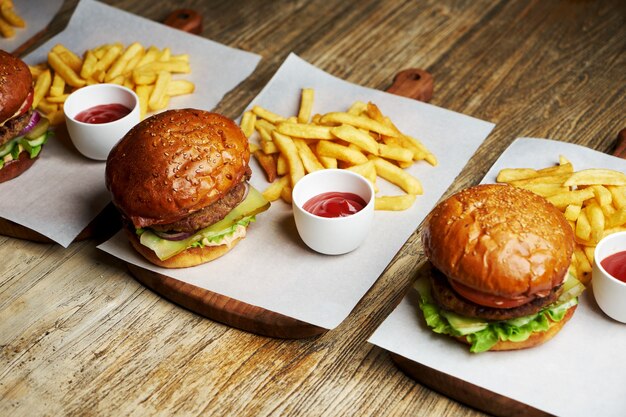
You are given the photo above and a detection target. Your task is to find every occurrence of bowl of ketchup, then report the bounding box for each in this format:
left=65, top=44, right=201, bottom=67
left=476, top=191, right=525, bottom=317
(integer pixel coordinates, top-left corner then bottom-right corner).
left=64, top=84, right=140, bottom=160
left=593, top=231, right=626, bottom=323
left=292, top=169, right=375, bottom=255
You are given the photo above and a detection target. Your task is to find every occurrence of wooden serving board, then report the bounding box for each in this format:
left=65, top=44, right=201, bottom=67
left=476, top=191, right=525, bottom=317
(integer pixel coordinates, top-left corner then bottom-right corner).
left=126, top=11, right=436, bottom=339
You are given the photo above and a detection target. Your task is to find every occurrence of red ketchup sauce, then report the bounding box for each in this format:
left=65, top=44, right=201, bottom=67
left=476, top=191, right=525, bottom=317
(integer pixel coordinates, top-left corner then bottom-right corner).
left=303, top=191, right=367, bottom=218
left=601, top=251, right=626, bottom=283
left=75, top=103, right=131, bottom=124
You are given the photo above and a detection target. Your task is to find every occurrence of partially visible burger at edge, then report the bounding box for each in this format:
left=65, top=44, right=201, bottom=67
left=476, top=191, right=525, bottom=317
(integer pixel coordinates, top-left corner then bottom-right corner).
left=417, top=184, right=585, bottom=352
left=0, top=50, right=51, bottom=183
left=105, top=108, right=270, bottom=268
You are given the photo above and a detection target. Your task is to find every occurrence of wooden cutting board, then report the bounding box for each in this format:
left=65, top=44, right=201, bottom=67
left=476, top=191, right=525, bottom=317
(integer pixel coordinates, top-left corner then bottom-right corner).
left=127, top=10, right=436, bottom=339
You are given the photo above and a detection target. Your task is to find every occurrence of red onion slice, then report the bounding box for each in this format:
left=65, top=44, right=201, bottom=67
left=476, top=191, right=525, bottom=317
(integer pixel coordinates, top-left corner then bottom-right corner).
left=242, top=182, right=250, bottom=200
left=18, top=111, right=40, bottom=136
left=152, top=230, right=193, bottom=241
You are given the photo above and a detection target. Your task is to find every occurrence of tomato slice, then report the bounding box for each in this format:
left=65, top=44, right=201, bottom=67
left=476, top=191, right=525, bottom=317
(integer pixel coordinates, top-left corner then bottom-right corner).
left=448, top=279, right=535, bottom=309
left=16, top=89, right=34, bottom=117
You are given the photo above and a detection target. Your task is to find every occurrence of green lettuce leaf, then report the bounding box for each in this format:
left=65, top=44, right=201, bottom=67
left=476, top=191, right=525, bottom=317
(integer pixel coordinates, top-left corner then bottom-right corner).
left=414, top=273, right=582, bottom=353
left=138, top=185, right=270, bottom=260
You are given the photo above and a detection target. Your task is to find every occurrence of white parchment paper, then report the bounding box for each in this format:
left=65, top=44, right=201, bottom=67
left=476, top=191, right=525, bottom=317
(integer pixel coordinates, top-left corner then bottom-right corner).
left=0, top=0, right=260, bottom=247
left=0, top=0, right=64, bottom=54
left=98, top=53, right=495, bottom=329
left=369, top=138, right=626, bottom=417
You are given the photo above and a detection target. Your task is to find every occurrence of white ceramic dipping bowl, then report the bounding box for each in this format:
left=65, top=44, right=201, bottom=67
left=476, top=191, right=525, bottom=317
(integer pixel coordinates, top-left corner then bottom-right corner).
left=292, top=169, right=375, bottom=255
left=592, top=231, right=626, bottom=323
left=64, top=84, right=140, bottom=160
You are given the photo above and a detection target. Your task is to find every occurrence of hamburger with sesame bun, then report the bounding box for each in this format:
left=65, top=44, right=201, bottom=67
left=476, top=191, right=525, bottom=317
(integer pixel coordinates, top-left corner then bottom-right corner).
left=416, top=184, right=585, bottom=352
left=0, top=50, right=51, bottom=183
left=105, top=108, right=270, bottom=268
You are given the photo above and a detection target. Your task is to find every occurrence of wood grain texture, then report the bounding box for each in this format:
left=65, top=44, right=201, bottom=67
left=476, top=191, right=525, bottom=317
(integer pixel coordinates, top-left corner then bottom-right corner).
left=2, top=0, right=626, bottom=416
left=128, top=264, right=326, bottom=339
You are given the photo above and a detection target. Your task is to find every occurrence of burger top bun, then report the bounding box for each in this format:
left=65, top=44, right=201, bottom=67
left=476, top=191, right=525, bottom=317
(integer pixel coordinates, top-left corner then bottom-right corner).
left=106, top=109, right=250, bottom=229
left=0, top=50, right=32, bottom=123
left=422, top=184, right=574, bottom=299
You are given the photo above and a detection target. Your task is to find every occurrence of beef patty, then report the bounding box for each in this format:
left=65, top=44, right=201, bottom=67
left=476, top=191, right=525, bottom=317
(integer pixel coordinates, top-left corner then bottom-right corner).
left=0, top=109, right=32, bottom=146
left=150, top=181, right=248, bottom=233
left=430, top=267, right=562, bottom=321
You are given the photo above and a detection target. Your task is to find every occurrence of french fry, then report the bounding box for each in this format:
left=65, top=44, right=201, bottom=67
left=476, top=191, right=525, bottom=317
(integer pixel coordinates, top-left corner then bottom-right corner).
left=371, top=156, right=422, bottom=195
left=346, top=161, right=377, bottom=191
left=375, top=195, right=417, bottom=211
left=294, top=139, right=324, bottom=173
left=318, top=155, right=337, bottom=169
left=32, top=69, right=52, bottom=109
left=591, top=185, right=612, bottom=207
left=608, top=186, right=626, bottom=209
left=260, top=138, right=279, bottom=154
left=93, top=44, right=123, bottom=81
left=80, top=50, right=98, bottom=80
left=49, top=72, right=66, bottom=97
left=254, top=150, right=278, bottom=182
left=165, top=80, right=195, bottom=96
left=547, top=188, right=595, bottom=209
left=45, top=109, right=65, bottom=126
left=298, top=88, right=314, bottom=123
left=564, top=169, right=626, bottom=187
left=398, top=135, right=438, bottom=165
left=347, top=101, right=367, bottom=116
left=277, top=122, right=334, bottom=140
left=330, top=124, right=379, bottom=154
left=586, top=202, right=605, bottom=242
left=574, top=250, right=592, bottom=286
left=252, top=106, right=286, bottom=124
left=106, top=42, right=144, bottom=82
left=513, top=183, right=568, bottom=198
left=135, top=84, right=153, bottom=119
left=0, top=1, right=24, bottom=28
left=496, top=168, right=541, bottom=182
left=276, top=154, right=288, bottom=176
left=316, top=140, right=369, bottom=165
left=47, top=51, right=86, bottom=88
left=378, top=143, right=413, bottom=163
left=609, top=208, right=626, bottom=228
left=0, top=16, right=14, bottom=37
left=148, top=70, right=171, bottom=111
left=509, top=173, right=572, bottom=186
left=51, top=44, right=83, bottom=74
left=280, top=186, right=293, bottom=204
left=320, top=112, right=399, bottom=137
left=564, top=204, right=582, bottom=222
left=262, top=176, right=289, bottom=202
left=240, top=111, right=257, bottom=139
left=272, top=132, right=305, bottom=187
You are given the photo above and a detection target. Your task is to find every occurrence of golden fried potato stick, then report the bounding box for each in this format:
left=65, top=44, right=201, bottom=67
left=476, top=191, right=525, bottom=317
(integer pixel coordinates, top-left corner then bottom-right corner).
left=47, top=51, right=86, bottom=88
left=298, top=88, right=314, bottom=123
left=272, top=131, right=305, bottom=187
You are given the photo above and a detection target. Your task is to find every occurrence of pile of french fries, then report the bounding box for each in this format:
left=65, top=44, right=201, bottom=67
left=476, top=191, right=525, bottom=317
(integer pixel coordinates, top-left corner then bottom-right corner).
left=0, top=0, right=24, bottom=38
left=29, top=42, right=195, bottom=124
left=497, top=156, right=626, bottom=285
left=240, top=88, right=437, bottom=211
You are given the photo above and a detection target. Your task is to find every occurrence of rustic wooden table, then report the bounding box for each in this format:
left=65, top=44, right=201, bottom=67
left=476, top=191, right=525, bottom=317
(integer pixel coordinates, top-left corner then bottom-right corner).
left=2, top=0, right=625, bottom=415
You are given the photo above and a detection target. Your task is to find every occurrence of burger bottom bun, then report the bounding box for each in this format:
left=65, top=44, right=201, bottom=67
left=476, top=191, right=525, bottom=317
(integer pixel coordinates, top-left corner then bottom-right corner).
left=125, top=228, right=242, bottom=268
left=0, top=152, right=38, bottom=183
left=456, top=304, right=577, bottom=351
